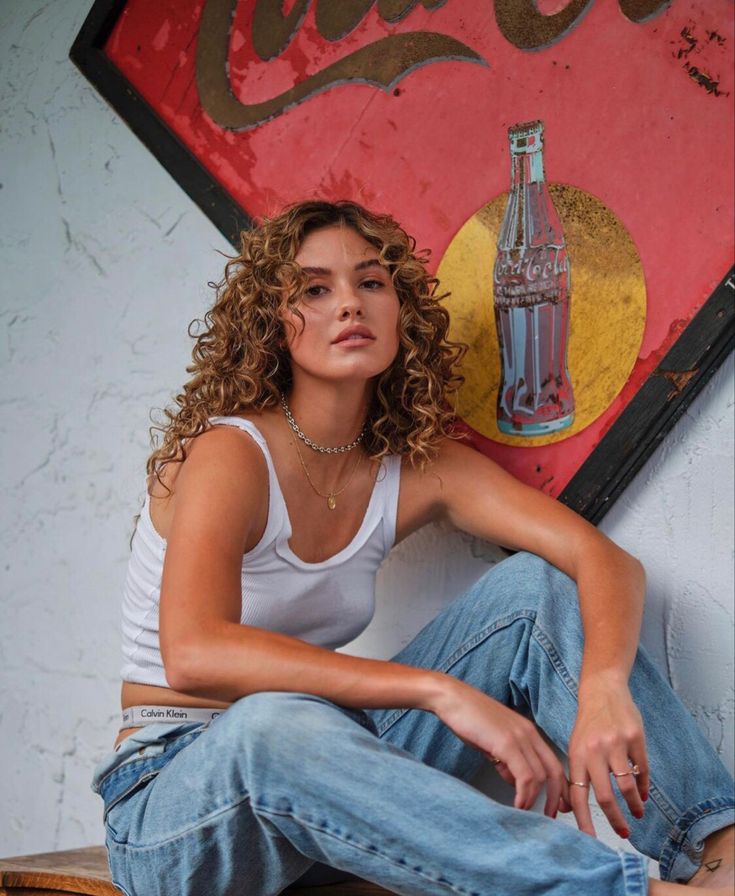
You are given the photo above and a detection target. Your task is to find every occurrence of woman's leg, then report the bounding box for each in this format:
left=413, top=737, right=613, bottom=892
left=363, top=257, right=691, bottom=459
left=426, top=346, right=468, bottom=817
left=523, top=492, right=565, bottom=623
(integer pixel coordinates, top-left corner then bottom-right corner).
left=367, top=551, right=735, bottom=883
left=99, top=690, right=651, bottom=896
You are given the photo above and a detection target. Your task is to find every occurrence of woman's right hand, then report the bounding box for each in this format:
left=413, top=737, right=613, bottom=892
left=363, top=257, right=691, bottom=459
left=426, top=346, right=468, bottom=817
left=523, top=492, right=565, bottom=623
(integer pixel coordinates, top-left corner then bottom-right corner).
left=430, top=676, right=570, bottom=818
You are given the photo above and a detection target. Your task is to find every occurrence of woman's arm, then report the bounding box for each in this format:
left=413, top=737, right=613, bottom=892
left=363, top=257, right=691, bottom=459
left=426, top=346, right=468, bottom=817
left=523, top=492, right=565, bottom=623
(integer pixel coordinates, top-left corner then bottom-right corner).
left=158, top=427, right=567, bottom=816
left=406, top=437, right=649, bottom=837
left=158, top=428, right=441, bottom=709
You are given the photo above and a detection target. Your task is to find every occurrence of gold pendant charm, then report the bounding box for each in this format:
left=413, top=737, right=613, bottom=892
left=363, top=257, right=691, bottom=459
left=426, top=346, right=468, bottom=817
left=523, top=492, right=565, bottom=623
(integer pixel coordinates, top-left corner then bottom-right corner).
left=327, top=495, right=337, bottom=511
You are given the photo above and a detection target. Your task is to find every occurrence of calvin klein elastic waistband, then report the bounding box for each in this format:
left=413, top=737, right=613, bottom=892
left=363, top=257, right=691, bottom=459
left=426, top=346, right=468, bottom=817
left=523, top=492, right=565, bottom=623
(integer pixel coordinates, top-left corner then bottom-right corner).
left=121, top=705, right=225, bottom=728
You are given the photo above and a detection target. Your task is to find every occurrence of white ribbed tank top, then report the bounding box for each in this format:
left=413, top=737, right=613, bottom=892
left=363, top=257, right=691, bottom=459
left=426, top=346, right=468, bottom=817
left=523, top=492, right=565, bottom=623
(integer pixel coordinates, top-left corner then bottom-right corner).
left=120, top=417, right=401, bottom=687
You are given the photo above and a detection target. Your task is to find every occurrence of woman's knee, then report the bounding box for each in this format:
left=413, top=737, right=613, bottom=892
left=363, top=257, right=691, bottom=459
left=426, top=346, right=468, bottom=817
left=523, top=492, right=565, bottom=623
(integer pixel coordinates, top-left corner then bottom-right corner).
left=222, top=691, right=321, bottom=735
left=470, top=551, right=578, bottom=616
left=209, top=692, right=373, bottom=792
left=215, top=692, right=361, bottom=758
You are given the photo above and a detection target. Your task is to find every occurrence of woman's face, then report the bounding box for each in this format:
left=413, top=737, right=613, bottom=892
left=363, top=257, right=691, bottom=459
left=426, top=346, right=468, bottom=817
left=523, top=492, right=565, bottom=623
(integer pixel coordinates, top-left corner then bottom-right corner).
left=283, top=224, right=401, bottom=385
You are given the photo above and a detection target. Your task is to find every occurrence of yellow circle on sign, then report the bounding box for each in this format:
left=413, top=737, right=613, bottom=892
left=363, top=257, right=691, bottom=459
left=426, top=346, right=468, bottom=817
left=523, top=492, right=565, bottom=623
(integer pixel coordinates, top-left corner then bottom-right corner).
left=437, top=185, right=646, bottom=446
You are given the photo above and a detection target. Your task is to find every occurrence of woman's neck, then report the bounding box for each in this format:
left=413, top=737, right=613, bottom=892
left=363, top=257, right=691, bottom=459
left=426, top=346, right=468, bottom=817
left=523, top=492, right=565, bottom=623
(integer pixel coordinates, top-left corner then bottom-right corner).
left=284, top=380, right=372, bottom=450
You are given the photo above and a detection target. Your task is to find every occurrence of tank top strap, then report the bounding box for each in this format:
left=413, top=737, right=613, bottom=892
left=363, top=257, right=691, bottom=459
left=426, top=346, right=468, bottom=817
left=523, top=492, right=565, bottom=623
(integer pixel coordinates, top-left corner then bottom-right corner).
left=208, top=416, right=287, bottom=553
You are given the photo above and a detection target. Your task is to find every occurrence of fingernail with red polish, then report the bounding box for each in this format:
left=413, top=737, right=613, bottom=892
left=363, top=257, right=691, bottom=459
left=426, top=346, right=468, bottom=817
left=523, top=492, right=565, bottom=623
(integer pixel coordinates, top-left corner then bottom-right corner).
left=633, top=809, right=644, bottom=819
left=617, top=827, right=630, bottom=838
left=642, top=791, right=649, bottom=802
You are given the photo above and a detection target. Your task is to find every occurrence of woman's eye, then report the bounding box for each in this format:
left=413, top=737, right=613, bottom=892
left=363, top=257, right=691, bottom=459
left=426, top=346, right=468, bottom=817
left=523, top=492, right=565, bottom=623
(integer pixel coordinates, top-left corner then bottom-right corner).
left=361, top=279, right=384, bottom=289
left=305, top=285, right=328, bottom=297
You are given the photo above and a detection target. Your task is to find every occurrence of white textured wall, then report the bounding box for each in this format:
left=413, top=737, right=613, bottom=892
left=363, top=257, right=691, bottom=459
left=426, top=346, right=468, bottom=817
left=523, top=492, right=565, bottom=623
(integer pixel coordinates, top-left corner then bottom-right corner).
left=1, top=0, right=732, bottom=862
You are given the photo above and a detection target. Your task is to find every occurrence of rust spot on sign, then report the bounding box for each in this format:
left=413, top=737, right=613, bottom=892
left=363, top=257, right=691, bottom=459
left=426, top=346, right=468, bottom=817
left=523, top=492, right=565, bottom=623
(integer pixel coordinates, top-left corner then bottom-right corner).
left=684, top=63, right=727, bottom=96
left=672, top=22, right=730, bottom=98
left=659, top=368, right=698, bottom=399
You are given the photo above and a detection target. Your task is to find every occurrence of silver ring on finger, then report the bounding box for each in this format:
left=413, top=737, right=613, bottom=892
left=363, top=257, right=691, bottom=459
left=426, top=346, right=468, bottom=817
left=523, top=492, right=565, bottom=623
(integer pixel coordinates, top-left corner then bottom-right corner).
left=612, top=763, right=640, bottom=778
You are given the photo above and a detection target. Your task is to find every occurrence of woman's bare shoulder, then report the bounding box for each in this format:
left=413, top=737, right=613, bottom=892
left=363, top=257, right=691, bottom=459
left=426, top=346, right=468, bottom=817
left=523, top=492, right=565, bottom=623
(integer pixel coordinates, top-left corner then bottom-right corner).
left=148, top=419, right=270, bottom=541
left=395, top=437, right=472, bottom=540
left=180, top=421, right=269, bottom=492
left=399, top=436, right=478, bottom=484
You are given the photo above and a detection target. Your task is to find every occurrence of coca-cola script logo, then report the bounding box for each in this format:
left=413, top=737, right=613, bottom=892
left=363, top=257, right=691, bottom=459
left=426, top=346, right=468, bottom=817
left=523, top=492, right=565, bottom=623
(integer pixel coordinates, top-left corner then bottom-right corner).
left=195, top=0, right=671, bottom=130
left=494, top=246, right=569, bottom=305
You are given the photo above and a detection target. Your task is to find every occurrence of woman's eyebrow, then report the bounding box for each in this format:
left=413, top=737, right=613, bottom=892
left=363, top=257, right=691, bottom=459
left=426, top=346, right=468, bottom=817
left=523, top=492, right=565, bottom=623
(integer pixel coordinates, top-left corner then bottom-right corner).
left=300, top=259, right=385, bottom=275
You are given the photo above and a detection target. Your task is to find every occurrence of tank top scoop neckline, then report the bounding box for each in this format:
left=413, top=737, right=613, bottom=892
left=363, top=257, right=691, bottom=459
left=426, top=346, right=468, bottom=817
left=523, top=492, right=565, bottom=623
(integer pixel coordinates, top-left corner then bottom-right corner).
left=142, top=415, right=399, bottom=570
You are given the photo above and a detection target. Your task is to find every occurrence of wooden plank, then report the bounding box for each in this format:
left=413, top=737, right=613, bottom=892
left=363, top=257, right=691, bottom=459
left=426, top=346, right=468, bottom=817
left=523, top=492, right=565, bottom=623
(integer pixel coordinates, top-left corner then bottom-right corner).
left=0, top=889, right=101, bottom=896
left=0, top=847, right=116, bottom=895
left=0, top=847, right=394, bottom=894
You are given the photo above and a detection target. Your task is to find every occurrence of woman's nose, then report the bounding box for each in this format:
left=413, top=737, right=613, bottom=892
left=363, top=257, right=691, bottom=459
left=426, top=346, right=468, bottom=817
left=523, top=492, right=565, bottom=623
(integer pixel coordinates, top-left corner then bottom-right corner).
left=338, top=286, right=364, bottom=317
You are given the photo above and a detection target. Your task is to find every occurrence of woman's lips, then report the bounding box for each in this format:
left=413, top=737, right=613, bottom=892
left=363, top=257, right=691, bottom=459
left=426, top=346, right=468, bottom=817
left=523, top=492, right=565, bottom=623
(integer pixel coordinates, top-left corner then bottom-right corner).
left=333, top=325, right=375, bottom=344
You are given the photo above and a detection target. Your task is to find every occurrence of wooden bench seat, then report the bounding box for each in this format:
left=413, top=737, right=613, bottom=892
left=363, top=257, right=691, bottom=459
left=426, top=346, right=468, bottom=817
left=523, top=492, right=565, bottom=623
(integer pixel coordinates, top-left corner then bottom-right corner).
left=0, top=847, right=392, bottom=896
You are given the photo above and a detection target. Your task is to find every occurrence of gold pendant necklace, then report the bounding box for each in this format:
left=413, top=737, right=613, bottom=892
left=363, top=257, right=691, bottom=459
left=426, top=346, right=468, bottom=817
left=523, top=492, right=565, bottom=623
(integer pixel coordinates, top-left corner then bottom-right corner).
left=292, top=436, right=362, bottom=510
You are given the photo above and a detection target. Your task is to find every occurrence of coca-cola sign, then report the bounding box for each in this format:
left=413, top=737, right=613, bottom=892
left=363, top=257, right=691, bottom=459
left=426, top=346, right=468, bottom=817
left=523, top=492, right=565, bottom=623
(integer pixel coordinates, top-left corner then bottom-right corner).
left=71, top=0, right=734, bottom=521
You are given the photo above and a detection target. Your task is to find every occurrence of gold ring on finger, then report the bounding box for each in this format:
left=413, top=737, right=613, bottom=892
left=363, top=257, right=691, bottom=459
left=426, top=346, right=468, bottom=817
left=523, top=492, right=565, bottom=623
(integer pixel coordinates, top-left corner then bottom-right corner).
left=567, top=779, right=589, bottom=788
left=612, top=764, right=640, bottom=778
left=488, top=756, right=502, bottom=765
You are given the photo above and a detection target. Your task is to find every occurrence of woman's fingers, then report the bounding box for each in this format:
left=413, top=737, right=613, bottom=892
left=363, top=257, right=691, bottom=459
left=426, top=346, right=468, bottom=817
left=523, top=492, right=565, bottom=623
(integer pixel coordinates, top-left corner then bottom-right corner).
left=570, top=732, right=650, bottom=836
left=486, top=727, right=567, bottom=816
left=512, top=742, right=547, bottom=809
left=485, top=755, right=515, bottom=788
left=536, top=740, right=569, bottom=818
left=567, top=765, right=597, bottom=836
left=630, top=733, right=650, bottom=803
left=587, top=752, right=631, bottom=837
left=443, top=685, right=570, bottom=818
left=488, top=733, right=541, bottom=810
left=610, top=751, right=645, bottom=821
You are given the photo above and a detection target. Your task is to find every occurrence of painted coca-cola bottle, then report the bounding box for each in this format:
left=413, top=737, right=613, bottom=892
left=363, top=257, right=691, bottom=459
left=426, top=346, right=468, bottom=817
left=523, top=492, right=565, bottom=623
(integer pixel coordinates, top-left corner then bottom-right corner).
left=493, top=120, right=574, bottom=435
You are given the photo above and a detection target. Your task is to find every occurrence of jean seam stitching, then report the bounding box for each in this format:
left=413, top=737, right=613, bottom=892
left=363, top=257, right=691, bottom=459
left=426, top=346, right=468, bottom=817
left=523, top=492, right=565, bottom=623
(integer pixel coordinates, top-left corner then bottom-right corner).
left=645, top=780, right=684, bottom=832
left=375, top=610, right=537, bottom=738
left=620, top=850, right=648, bottom=896
left=531, top=625, right=686, bottom=837
left=529, top=626, right=579, bottom=700
left=109, top=793, right=254, bottom=850
left=256, top=806, right=480, bottom=896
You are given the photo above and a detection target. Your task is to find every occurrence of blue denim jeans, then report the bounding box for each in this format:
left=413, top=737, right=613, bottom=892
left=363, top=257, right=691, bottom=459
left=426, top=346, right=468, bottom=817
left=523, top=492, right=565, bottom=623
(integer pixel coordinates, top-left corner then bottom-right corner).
left=92, top=553, right=734, bottom=896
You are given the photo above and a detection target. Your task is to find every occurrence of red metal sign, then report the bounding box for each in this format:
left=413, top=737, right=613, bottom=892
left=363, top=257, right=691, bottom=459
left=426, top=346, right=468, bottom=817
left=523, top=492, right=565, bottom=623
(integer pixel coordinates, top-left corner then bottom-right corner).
left=73, top=0, right=734, bottom=512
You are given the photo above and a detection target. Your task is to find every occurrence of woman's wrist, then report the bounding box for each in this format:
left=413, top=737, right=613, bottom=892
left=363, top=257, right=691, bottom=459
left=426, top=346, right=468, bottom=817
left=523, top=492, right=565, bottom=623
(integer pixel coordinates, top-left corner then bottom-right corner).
left=418, top=670, right=464, bottom=716
left=578, top=667, right=631, bottom=701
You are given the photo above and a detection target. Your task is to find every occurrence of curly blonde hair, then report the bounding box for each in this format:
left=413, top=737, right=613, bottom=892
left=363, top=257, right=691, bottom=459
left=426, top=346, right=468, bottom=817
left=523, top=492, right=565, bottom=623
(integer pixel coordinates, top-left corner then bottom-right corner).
left=147, top=199, right=466, bottom=484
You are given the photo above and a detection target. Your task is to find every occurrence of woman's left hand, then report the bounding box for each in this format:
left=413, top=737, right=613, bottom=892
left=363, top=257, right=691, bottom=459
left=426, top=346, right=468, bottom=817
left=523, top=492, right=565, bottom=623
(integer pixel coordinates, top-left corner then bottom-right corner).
left=566, top=675, right=649, bottom=838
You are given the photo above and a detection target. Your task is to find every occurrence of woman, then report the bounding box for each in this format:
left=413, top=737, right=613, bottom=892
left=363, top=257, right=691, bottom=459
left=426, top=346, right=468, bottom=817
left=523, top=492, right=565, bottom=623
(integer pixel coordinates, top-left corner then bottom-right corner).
left=92, top=200, right=733, bottom=896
